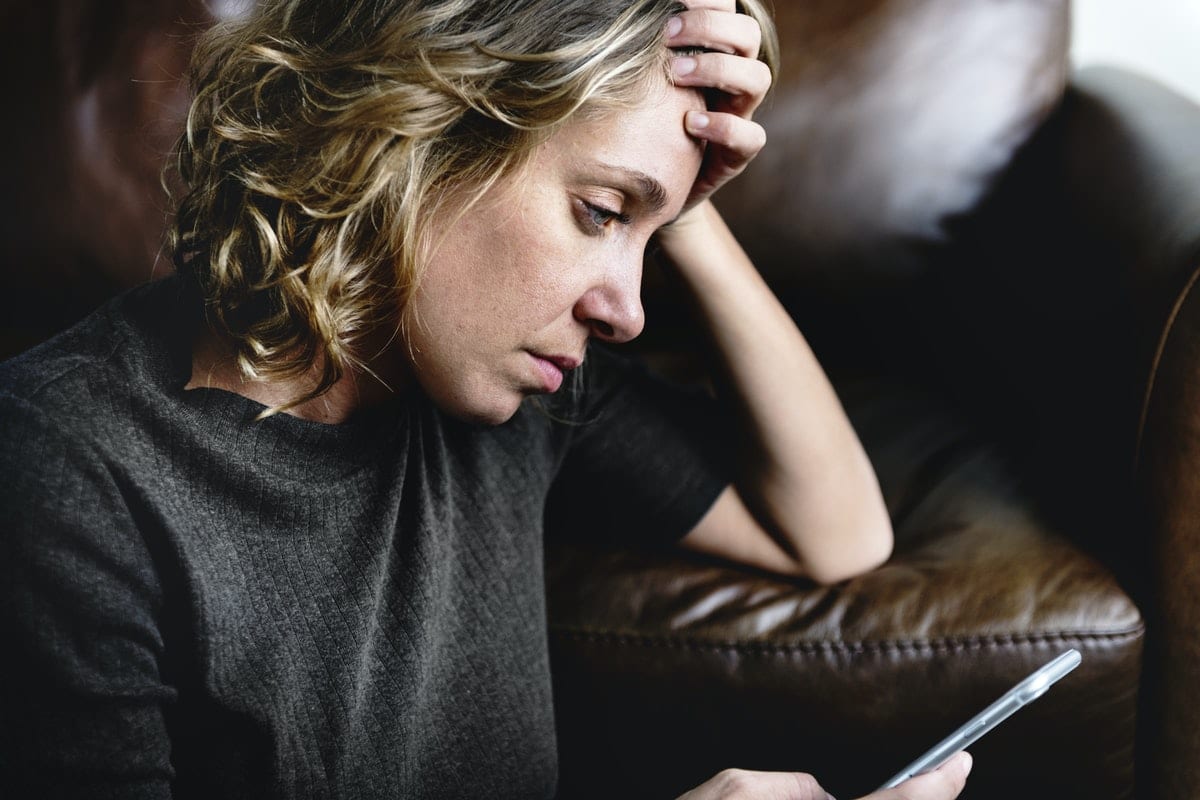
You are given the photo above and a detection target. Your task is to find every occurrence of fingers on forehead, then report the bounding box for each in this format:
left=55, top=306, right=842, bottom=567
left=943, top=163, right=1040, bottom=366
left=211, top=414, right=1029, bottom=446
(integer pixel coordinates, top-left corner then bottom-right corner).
left=689, top=111, right=766, bottom=156
left=671, top=8, right=761, bottom=58
left=674, top=52, right=772, bottom=99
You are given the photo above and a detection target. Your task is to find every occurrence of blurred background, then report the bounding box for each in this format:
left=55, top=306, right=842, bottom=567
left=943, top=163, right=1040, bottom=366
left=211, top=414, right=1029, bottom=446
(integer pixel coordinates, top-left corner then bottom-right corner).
left=1072, top=0, right=1200, bottom=102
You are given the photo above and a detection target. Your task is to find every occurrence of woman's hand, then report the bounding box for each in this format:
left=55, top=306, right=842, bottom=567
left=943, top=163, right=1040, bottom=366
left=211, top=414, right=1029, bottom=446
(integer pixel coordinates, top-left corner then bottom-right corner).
left=676, top=753, right=973, bottom=800
left=666, top=0, right=772, bottom=212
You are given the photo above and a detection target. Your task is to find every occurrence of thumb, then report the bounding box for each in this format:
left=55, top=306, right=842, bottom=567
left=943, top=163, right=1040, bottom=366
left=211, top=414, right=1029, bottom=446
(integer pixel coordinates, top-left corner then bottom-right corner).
left=866, top=752, right=973, bottom=800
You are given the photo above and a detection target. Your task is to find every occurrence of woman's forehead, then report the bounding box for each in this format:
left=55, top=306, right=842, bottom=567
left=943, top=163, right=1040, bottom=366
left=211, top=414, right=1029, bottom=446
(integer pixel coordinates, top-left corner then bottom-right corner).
left=544, top=85, right=704, bottom=204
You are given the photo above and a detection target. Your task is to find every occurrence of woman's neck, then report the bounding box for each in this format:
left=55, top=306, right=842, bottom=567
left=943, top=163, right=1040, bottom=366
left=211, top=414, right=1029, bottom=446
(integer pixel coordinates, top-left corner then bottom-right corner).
left=186, top=326, right=408, bottom=425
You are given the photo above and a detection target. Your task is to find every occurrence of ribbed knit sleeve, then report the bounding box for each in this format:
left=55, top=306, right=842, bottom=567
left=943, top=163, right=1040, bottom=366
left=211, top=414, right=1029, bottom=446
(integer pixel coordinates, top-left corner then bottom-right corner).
left=545, top=345, right=734, bottom=547
left=0, top=392, right=176, bottom=799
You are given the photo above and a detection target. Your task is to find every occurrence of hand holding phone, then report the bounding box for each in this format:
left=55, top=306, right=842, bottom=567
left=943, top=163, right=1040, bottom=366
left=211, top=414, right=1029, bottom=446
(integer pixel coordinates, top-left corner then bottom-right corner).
left=877, top=649, right=1082, bottom=790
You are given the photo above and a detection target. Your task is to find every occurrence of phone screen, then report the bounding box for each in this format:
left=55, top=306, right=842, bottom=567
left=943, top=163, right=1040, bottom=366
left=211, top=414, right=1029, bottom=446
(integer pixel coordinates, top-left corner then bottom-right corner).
left=877, top=649, right=1082, bottom=790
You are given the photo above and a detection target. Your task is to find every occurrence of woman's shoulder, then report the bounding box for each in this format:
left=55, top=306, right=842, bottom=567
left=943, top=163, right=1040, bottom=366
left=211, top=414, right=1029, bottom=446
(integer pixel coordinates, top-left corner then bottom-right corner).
left=0, top=277, right=192, bottom=425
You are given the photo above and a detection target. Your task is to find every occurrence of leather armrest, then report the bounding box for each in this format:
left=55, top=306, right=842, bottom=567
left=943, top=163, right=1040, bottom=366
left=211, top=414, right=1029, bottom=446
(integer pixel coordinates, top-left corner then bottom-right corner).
left=1072, top=70, right=1200, bottom=800
left=1137, top=235, right=1200, bottom=800
left=918, top=68, right=1200, bottom=558
left=1049, top=68, right=1200, bottom=300
left=934, top=66, right=1200, bottom=800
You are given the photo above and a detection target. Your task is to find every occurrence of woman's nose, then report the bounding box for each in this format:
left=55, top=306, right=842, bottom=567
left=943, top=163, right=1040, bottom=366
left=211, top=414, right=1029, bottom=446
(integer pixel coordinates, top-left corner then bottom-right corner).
left=573, top=259, right=645, bottom=344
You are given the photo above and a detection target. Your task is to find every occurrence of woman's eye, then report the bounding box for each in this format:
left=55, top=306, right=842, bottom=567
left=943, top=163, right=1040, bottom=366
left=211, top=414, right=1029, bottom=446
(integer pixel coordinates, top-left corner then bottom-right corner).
left=577, top=200, right=631, bottom=234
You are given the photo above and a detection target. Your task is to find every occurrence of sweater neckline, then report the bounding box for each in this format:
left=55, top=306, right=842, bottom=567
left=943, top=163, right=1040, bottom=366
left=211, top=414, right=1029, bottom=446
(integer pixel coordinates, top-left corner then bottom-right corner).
left=125, top=276, right=416, bottom=480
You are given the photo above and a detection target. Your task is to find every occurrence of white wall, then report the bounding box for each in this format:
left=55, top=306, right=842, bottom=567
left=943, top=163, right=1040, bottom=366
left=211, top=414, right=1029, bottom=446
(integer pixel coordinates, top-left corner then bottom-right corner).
left=1071, top=0, right=1200, bottom=103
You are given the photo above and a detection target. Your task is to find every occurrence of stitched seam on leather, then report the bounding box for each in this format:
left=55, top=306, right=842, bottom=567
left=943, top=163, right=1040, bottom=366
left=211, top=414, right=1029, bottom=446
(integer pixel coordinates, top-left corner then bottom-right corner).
left=548, top=625, right=1144, bottom=656
left=1134, top=258, right=1200, bottom=475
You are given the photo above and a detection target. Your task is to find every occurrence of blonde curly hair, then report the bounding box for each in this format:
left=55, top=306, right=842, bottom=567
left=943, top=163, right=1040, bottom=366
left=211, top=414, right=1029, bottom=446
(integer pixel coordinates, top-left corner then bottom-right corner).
left=169, top=0, right=778, bottom=413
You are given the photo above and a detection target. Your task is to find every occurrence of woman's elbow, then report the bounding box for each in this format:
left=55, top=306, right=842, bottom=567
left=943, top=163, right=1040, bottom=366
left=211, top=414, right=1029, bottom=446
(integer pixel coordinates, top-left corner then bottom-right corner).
left=801, top=519, right=894, bottom=586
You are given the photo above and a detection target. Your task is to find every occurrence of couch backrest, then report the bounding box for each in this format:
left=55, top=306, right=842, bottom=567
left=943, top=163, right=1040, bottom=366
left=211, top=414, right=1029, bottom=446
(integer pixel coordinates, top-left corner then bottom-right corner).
left=716, top=0, right=1070, bottom=283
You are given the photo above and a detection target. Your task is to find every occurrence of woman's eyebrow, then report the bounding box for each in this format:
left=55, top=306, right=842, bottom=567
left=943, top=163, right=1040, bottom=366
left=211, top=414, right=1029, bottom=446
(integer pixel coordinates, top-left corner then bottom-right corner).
left=591, top=164, right=670, bottom=215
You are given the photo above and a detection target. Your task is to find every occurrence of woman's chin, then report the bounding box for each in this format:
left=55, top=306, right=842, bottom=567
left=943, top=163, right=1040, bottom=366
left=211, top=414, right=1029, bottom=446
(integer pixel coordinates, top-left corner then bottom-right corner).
left=437, top=387, right=525, bottom=427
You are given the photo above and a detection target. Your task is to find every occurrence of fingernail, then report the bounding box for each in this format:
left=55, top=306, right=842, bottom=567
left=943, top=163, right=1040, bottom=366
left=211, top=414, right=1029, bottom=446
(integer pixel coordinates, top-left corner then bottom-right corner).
left=959, top=752, right=973, bottom=775
left=665, top=16, right=683, bottom=38
left=687, top=112, right=710, bottom=131
left=673, top=56, right=697, bottom=77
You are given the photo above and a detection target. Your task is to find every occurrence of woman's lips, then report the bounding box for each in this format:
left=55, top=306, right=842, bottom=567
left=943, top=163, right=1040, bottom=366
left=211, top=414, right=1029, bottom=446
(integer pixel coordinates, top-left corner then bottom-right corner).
left=527, top=352, right=581, bottom=393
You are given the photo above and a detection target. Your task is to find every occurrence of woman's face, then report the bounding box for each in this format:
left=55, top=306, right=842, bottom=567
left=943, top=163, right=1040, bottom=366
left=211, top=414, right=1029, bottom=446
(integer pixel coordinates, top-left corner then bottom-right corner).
left=402, top=82, right=705, bottom=424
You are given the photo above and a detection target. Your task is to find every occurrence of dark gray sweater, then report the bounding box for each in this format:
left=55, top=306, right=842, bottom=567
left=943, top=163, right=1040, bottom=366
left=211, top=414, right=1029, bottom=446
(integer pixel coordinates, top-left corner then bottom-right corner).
left=0, top=278, right=728, bottom=799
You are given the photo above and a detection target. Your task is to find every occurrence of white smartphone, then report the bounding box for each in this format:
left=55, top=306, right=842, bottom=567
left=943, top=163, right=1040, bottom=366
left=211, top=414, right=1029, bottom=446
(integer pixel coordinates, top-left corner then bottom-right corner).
left=877, top=649, right=1082, bottom=790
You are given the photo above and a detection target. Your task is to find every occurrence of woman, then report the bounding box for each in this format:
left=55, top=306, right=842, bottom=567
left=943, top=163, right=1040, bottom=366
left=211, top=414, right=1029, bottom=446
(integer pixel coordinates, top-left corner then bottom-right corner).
left=0, top=0, right=970, bottom=797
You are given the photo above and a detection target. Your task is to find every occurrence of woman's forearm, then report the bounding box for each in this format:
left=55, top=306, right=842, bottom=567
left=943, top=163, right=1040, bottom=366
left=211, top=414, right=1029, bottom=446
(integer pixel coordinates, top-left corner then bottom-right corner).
left=656, top=200, right=893, bottom=581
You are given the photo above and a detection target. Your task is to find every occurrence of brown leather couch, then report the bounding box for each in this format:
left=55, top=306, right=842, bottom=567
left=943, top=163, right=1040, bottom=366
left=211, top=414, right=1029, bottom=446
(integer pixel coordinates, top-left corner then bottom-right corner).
left=3, top=2, right=1198, bottom=799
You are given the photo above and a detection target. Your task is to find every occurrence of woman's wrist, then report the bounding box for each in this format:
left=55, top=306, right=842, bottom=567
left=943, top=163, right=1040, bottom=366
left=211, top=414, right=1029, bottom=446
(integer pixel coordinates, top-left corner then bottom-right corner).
left=656, top=198, right=718, bottom=250
left=654, top=199, right=761, bottom=301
